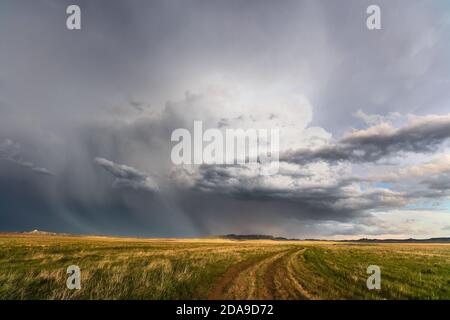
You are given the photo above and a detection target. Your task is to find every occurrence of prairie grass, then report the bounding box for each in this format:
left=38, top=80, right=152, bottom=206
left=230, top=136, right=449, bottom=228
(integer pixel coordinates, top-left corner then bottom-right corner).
left=0, top=234, right=449, bottom=300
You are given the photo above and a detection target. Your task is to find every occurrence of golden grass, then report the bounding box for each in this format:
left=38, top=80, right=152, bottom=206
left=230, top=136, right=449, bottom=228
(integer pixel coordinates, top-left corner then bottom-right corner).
left=1, top=234, right=449, bottom=300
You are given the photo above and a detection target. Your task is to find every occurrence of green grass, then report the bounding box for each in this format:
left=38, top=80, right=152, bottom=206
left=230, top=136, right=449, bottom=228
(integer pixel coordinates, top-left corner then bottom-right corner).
left=0, top=234, right=449, bottom=300
left=293, top=244, right=450, bottom=299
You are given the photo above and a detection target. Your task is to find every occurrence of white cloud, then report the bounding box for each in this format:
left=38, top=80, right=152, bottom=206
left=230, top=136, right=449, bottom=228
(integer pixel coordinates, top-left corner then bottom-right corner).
left=94, top=157, right=158, bottom=192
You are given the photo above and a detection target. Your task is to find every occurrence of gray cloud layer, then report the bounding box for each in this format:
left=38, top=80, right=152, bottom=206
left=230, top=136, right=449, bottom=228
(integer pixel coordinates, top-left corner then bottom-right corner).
left=1, top=0, right=450, bottom=238
left=282, top=115, right=450, bottom=164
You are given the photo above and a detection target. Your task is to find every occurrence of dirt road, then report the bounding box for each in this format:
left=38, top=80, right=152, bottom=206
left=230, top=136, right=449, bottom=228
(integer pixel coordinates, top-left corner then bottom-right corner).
left=208, top=248, right=317, bottom=300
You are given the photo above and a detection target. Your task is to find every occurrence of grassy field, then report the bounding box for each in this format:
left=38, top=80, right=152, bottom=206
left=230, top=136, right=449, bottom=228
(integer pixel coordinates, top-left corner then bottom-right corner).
left=0, top=234, right=449, bottom=300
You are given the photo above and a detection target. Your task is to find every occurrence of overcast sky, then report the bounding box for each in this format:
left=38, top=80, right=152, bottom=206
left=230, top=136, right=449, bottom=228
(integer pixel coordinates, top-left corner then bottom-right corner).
left=1, top=0, right=450, bottom=239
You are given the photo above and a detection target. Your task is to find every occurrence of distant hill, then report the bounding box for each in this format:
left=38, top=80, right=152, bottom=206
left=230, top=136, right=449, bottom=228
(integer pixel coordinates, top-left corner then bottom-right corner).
left=339, top=237, right=450, bottom=243
left=219, top=234, right=297, bottom=241
left=219, top=234, right=450, bottom=243
left=3, top=231, right=450, bottom=243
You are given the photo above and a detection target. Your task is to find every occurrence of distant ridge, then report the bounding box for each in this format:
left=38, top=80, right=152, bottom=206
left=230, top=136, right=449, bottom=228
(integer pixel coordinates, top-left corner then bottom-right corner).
left=339, top=237, right=450, bottom=243
left=219, top=234, right=297, bottom=241
left=219, top=234, right=450, bottom=243
left=2, top=231, right=449, bottom=243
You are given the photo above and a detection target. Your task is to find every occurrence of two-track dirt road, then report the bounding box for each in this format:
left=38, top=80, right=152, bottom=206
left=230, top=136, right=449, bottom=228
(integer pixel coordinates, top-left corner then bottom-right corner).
left=208, top=248, right=317, bottom=300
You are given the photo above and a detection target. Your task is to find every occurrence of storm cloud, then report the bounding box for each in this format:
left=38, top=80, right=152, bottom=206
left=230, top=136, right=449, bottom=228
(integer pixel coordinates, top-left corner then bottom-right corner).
left=282, top=114, right=450, bottom=164
left=1, top=0, right=450, bottom=239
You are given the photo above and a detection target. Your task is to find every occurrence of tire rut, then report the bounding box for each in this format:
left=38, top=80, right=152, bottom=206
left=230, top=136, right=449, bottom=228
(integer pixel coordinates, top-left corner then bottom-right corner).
left=208, top=248, right=316, bottom=300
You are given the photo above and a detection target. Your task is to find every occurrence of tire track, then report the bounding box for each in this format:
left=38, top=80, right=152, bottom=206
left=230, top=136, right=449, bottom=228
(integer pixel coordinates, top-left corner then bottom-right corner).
left=208, top=248, right=317, bottom=300
left=286, top=249, right=318, bottom=300
left=207, top=255, right=266, bottom=300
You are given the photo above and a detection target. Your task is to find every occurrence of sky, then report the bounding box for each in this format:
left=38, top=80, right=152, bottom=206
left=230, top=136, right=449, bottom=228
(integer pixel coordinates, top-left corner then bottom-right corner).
left=1, top=0, right=450, bottom=239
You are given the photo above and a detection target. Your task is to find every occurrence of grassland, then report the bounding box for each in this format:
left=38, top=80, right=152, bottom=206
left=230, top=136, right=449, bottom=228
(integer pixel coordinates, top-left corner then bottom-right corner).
left=0, top=233, right=449, bottom=300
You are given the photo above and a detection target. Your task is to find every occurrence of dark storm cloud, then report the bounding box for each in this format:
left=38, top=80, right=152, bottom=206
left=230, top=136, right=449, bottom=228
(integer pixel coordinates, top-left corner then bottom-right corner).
left=173, top=164, right=406, bottom=220
left=170, top=152, right=450, bottom=233
left=1, top=0, right=450, bottom=238
left=282, top=115, right=450, bottom=164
